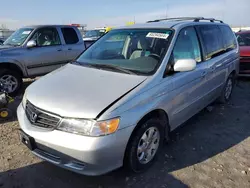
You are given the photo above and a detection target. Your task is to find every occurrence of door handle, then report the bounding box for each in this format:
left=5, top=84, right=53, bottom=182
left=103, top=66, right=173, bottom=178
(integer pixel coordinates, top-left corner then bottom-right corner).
left=68, top=48, right=72, bottom=51
left=216, top=63, right=222, bottom=68
left=201, top=71, right=207, bottom=77
left=57, top=49, right=62, bottom=52
left=211, top=66, right=215, bottom=72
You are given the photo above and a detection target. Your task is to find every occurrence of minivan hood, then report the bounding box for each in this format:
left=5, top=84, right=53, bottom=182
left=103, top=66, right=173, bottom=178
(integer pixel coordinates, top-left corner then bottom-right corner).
left=0, top=45, right=14, bottom=50
left=26, top=64, right=147, bottom=119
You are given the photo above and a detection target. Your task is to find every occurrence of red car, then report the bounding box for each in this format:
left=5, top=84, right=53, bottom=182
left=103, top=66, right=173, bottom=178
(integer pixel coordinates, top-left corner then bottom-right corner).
left=236, top=30, right=250, bottom=76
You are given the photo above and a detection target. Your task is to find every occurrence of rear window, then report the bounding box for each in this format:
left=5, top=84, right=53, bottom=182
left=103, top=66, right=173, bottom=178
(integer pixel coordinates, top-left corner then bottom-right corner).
left=61, top=27, right=79, bottom=44
left=236, top=32, right=250, bottom=46
left=199, top=25, right=224, bottom=60
left=219, top=26, right=237, bottom=50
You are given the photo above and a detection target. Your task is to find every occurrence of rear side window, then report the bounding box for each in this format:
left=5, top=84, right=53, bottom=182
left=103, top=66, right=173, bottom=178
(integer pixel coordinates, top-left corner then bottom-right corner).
left=61, top=28, right=79, bottom=44
left=199, top=25, right=224, bottom=60
left=219, top=26, right=236, bottom=50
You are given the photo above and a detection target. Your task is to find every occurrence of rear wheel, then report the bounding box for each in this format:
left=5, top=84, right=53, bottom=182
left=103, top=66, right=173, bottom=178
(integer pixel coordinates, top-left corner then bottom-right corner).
left=124, top=118, right=165, bottom=173
left=0, top=69, right=22, bottom=96
left=218, top=74, right=235, bottom=103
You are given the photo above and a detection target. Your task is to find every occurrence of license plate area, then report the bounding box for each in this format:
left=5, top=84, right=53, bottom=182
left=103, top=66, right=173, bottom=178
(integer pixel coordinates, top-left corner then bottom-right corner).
left=20, top=130, right=36, bottom=150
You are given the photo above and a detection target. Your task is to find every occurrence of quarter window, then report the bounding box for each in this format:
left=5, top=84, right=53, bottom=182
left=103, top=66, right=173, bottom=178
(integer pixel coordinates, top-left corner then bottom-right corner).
left=31, top=27, right=61, bottom=47
left=61, top=28, right=79, bottom=44
left=219, top=26, right=236, bottom=50
left=173, top=27, right=202, bottom=63
left=199, top=25, right=224, bottom=60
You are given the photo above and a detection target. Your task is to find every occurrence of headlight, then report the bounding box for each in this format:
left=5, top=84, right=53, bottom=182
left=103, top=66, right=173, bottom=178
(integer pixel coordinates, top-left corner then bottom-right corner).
left=22, top=91, right=27, bottom=108
left=57, top=118, right=120, bottom=137
left=0, top=93, right=6, bottom=103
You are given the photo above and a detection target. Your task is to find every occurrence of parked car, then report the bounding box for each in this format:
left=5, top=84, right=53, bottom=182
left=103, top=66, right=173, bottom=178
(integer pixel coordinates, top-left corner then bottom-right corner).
left=0, top=25, right=85, bottom=95
left=236, top=30, right=250, bottom=76
left=83, top=27, right=112, bottom=48
left=0, top=38, right=4, bottom=45
left=83, top=28, right=106, bottom=41
left=18, top=17, right=239, bottom=176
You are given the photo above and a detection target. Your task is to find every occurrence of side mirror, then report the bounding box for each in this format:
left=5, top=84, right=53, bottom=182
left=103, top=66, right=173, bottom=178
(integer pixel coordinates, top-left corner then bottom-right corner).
left=27, top=40, right=37, bottom=48
left=174, top=59, right=196, bottom=72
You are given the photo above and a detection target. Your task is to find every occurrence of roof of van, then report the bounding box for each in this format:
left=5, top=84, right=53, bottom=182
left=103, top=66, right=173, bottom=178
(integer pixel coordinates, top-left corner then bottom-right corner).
left=115, top=19, right=227, bottom=30
left=22, top=25, right=77, bottom=29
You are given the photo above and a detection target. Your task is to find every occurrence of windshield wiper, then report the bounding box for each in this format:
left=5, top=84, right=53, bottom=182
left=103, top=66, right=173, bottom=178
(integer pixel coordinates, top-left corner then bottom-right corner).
left=91, top=64, right=137, bottom=75
left=3, top=43, right=19, bottom=47
left=73, top=61, right=137, bottom=75
left=72, top=61, right=99, bottom=68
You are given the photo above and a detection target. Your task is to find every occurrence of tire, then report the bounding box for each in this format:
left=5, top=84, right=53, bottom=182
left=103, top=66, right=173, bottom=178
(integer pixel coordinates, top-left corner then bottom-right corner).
left=218, top=74, right=235, bottom=104
left=0, top=69, right=23, bottom=96
left=0, top=108, right=13, bottom=120
left=124, top=118, right=165, bottom=173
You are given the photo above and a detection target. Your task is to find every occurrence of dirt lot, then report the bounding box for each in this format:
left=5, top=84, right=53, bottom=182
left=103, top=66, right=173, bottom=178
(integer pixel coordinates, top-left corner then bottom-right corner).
left=0, top=79, right=250, bottom=188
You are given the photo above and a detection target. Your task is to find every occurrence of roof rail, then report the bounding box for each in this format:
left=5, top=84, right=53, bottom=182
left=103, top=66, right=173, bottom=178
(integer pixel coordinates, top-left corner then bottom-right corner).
left=147, top=17, right=224, bottom=23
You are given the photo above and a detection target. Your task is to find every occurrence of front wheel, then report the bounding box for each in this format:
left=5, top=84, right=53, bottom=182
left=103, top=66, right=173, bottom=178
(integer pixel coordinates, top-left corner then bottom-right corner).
left=0, top=69, right=23, bottom=96
left=124, top=118, right=165, bottom=173
left=218, top=74, right=235, bottom=103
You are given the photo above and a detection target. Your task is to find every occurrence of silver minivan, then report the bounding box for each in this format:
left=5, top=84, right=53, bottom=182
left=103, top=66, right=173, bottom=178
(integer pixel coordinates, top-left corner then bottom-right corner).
left=17, top=17, right=239, bottom=176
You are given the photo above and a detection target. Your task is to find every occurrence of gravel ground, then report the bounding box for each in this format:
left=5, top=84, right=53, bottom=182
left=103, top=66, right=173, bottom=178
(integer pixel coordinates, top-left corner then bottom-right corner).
left=0, top=79, right=250, bottom=188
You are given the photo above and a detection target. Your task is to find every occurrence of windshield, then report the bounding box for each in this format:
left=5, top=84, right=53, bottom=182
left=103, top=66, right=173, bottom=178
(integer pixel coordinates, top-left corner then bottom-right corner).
left=3, top=28, right=33, bottom=46
left=84, top=30, right=105, bottom=38
left=236, top=33, right=250, bottom=46
left=77, top=29, right=173, bottom=75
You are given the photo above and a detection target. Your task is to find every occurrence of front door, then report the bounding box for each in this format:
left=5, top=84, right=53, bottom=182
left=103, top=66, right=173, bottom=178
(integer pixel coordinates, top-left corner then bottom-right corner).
left=166, top=26, right=209, bottom=129
left=23, top=27, right=66, bottom=77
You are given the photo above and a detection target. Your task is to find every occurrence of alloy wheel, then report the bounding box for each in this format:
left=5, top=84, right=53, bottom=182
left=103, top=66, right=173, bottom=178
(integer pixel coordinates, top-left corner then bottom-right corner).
left=225, top=78, right=233, bottom=100
left=137, top=127, right=160, bottom=164
left=0, top=75, right=18, bottom=93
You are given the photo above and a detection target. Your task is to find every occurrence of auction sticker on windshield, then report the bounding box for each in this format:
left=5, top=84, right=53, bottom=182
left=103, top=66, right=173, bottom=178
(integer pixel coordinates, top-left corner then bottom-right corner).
left=22, top=31, right=31, bottom=35
left=146, top=32, right=169, bottom=39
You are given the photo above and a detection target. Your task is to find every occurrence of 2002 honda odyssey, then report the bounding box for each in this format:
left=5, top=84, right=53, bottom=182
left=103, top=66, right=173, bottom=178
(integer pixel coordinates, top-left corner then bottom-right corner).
left=17, top=17, right=239, bottom=176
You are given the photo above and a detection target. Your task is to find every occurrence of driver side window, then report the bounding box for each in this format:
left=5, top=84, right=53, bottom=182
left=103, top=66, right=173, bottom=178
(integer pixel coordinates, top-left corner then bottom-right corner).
left=173, top=27, right=201, bottom=63
left=31, top=27, right=61, bottom=47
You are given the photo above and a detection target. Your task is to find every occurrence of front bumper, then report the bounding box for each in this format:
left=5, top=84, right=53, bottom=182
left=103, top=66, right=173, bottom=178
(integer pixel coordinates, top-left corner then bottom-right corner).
left=17, top=104, right=134, bottom=176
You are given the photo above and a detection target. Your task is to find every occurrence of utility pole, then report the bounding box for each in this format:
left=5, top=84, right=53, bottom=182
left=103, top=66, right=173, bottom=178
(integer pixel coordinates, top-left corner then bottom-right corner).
left=222, top=0, right=226, bottom=20
left=166, top=3, right=169, bottom=18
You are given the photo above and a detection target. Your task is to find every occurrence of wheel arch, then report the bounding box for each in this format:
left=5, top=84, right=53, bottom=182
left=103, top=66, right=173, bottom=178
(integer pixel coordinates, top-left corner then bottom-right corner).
left=230, top=70, right=236, bottom=76
left=123, top=109, right=170, bottom=163
left=0, top=62, right=24, bottom=77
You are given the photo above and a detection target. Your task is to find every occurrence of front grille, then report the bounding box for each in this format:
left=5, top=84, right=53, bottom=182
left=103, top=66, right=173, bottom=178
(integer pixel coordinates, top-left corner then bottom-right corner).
left=25, top=101, right=61, bottom=129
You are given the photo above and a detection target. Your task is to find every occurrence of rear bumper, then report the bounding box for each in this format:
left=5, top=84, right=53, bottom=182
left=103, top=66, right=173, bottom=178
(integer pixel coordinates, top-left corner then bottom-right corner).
left=17, top=104, right=134, bottom=176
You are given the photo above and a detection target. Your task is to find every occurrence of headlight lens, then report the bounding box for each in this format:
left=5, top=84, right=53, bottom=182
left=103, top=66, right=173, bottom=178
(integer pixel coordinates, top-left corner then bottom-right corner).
left=0, top=93, right=6, bottom=103
left=57, top=118, right=120, bottom=137
left=22, top=91, right=27, bottom=108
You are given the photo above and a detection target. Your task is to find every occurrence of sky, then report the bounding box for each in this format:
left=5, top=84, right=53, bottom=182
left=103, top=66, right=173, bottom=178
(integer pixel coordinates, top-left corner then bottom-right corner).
left=0, top=0, right=250, bottom=30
